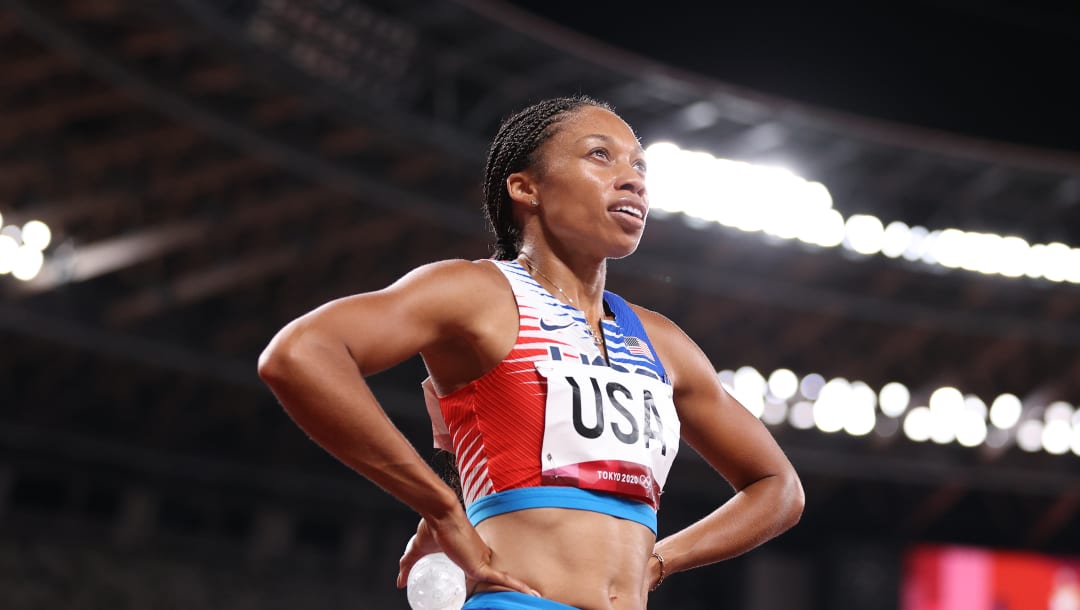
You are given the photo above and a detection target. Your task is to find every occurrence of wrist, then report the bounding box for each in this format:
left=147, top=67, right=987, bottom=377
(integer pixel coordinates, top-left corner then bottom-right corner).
left=419, top=486, right=466, bottom=524
left=650, top=551, right=666, bottom=591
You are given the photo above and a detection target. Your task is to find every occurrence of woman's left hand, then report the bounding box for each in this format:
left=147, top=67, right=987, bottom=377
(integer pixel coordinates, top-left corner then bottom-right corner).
left=639, top=551, right=662, bottom=602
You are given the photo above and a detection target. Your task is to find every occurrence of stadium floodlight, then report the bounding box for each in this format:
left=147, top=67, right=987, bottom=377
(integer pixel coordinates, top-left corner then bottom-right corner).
left=732, top=365, right=766, bottom=418
left=0, top=216, right=53, bottom=282
left=989, top=393, right=1023, bottom=430
left=761, top=398, right=788, bottom=426
left=1042, top=420, right=1072, bottom=455
left=710, top=365, right=1080, bottom=456
left=1044, top=401, right=1073, bottom=423
left=0, top=234, right=17, bottom=274
left=844, top=214, right=885, bottom=255
left=11, top=246, right=44, bottom=281
left=843, top=381, right=878, bottom=436
left=789, top=401, right=815, bottom=430
left=767, top=368, right=799, bottom=401
left=799, top=373, right=826, bottom=400
left=22, top=220, right=51, bottom=251
left=644, top=143, right=1080, bottom=284
left=879, top=382, right=911, bottom=417
left=1016, top=420, right=1044, bottom=452
left=903, top=407, right=932, bottom=442
left=813, top=378, right=850, bottom=434
left=956, top=411, right=988, bottom=448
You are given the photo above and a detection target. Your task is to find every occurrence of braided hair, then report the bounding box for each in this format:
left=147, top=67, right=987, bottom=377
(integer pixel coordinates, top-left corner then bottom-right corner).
left=430, top=97, right=614, bottom=502
left=482, top=95, right=613, bottom=260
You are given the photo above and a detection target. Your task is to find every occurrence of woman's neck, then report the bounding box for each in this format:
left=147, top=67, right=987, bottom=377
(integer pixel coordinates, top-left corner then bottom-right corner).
left=517, top=249, right=607, bottom=319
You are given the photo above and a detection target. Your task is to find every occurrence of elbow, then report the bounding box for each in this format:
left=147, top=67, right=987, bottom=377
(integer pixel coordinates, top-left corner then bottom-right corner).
left=257, top=324, right=308, bottom=388
left=778, top=470, right=805, bottom=532
left=257, top=343, right=286, bottom=386
left=258, top=320, right=352, bottom=392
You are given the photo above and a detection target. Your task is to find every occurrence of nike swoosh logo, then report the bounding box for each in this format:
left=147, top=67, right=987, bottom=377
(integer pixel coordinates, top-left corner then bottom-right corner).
left=539, top=318, right=575, bottom=331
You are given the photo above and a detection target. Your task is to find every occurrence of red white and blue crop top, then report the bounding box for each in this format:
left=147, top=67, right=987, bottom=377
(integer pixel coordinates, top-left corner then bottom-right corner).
left=423, top=260, right=680, bottom=534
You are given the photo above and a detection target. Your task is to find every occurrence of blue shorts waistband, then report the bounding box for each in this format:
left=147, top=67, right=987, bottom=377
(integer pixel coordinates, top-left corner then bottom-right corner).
left=463, top=591, right=580, bottom=609
left=465, top=487, right=656, bottom=535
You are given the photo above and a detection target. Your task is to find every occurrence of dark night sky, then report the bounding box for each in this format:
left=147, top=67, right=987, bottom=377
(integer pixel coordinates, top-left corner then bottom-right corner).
left=506, top=0, right=1080, bottom=153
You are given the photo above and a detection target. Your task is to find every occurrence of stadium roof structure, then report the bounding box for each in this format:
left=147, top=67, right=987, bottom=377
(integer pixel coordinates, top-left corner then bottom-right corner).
left=2, top=0, right=1079, bottom=593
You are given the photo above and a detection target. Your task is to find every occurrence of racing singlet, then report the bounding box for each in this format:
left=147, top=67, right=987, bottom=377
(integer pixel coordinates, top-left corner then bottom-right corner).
left=423, top=260, right=680, bottom=531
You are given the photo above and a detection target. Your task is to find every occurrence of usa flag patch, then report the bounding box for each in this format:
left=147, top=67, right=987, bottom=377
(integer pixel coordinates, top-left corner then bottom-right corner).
left=625, top=336, right=654, bottom=361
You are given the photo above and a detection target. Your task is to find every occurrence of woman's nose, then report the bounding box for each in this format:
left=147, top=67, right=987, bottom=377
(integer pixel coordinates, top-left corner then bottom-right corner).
left=617, top=166, right=647, bottom=198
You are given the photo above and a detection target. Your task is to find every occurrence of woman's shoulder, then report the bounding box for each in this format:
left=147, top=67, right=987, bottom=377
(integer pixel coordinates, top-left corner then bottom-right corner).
left=622, top=300, right=706, bottom=390
left=624, top=300, right=682, bottom=338
left=399, top=258, right=509, bottom=293
left=389, top=258, right=517, bottom=329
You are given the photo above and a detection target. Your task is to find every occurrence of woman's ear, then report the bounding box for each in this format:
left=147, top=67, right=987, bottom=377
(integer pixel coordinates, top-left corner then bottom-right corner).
left=506, top=171, right=539, bottom=208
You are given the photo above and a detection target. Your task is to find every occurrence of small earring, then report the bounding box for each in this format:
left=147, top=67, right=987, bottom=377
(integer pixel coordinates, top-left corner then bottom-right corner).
left=529, top=199, right=538, bottom=207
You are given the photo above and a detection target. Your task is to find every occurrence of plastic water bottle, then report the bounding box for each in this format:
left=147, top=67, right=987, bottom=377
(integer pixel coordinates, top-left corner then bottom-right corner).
left=406, top=552, right=466, bottom=610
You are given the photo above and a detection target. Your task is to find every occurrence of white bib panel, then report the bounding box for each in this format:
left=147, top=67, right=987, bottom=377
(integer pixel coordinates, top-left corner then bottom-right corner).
left=536, top=360, right=680, bottom=508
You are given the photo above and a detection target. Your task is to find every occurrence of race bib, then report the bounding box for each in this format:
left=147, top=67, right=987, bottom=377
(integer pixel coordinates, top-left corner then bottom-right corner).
left=536, top=360, right=680, bottom=509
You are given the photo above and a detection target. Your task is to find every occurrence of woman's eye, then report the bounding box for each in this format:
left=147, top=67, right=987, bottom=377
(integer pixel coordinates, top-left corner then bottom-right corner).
left=633, top=160, right=647, bottom=172
left=590, top=148, right=610, bottom=160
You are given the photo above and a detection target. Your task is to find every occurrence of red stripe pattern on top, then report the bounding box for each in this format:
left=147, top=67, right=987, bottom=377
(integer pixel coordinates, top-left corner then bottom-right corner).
left=436, top=260, right=604, bottom=507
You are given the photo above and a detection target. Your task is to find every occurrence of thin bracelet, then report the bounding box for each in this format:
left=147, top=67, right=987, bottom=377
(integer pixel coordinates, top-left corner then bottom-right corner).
left=650, top=551, right=666, bottom=591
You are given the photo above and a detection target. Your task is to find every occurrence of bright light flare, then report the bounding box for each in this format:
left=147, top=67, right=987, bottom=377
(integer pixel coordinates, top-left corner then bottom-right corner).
left=879, top=382, right=910, bottom=417
left=767, top=368, right=799, bottom=401
left=642, top=143, right=1080, bottom=284
left=22, top=220, right=51, bottom=251
left=989, top=393, right=1023, bottom=429
left=0, top=235, right=18, bottom=274
left=11, top=246, right=44, bottom=281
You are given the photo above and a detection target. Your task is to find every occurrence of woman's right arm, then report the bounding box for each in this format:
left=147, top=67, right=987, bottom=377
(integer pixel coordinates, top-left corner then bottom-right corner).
left=256, top=259, right=536, bottom=595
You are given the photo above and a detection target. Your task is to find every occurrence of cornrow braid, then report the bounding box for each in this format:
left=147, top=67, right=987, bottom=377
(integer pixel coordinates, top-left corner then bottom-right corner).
left=424, top=97, right=616, bottom=500
left=482, top=95, right=613, bottom=260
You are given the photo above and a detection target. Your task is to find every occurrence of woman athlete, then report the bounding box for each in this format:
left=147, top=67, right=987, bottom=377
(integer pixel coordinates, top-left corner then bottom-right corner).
left=258, top=96, right=804, bottom=609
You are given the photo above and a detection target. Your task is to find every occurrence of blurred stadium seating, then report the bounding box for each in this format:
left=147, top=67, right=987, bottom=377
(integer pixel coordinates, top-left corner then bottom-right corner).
left=2, top=1, right=1079, bottom=608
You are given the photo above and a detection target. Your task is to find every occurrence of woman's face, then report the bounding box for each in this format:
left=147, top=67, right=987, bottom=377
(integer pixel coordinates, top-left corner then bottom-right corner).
left=524, top=105, right=649, bottom=260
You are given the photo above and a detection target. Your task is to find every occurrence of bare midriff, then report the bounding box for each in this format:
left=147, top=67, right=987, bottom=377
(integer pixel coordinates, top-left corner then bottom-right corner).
left=474, top=507, right=656, bottom=610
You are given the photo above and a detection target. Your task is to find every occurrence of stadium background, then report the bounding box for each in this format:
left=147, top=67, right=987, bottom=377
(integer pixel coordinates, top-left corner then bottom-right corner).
left=2, top=1, right=1079, bottom=608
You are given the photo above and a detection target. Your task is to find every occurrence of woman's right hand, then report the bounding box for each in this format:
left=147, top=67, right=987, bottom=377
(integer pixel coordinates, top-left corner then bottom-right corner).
left=397, top=517, right=441, bottom=588
left=397, top=513, right=541, bottom=598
